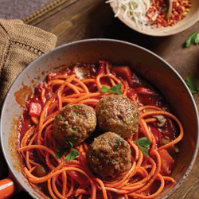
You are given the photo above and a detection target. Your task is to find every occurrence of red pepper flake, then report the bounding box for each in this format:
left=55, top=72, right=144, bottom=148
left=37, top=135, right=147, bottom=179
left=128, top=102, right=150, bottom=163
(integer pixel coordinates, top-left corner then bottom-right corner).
left=146, top=0, right=192, bottom=28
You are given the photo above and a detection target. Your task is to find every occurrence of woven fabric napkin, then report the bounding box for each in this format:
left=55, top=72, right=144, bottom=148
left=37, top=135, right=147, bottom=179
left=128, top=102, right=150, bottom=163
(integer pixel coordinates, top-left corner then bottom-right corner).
left=0, top=19, right=57, bottom=106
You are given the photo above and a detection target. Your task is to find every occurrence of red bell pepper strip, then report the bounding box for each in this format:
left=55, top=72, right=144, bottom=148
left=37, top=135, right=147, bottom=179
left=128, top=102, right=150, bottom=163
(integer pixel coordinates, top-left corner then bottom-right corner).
left=67, top=170, right=87, bottom=185
left=134, top=87, right=157, bottom=96
left=111, top=66, right=134, bottom=87
left=159, top=149, right=174, bottom=176
left=127, top=88, right=138, bottom=102
left=150, top=126, right=162, bottom=145
left=97, top=61, right=107, bottom=74
left=29, top=102, right=42, bottom=117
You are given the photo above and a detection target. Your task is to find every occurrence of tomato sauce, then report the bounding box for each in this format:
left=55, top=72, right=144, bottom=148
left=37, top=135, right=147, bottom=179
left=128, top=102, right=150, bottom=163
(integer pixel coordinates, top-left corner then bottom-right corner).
left=19, top=62, right=177, bottom=145
left=18, top=62, right=178, bottom=198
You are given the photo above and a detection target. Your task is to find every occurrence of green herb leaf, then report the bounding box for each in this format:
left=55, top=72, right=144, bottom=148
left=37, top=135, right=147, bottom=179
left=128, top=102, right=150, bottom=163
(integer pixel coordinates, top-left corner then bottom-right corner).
left=135, top=137, right=151, bottom=158
left=56, top=147, right=68, bottom=159
left=56, top=141, right=74, bottom=159
left=65, top=149, right=79, bottom=161
left=185, top=76, right=199, bottom=94
left=66, top=140, right=73, bottom=148
left=195, top=33, right=199, bottom=44
left=185, top=32, right=199, bottom=48
left=101, top=84, right=122, bottom=95
left=72, top=126, right=78, bottom=131
left=113, top=138, right=124, bottom=151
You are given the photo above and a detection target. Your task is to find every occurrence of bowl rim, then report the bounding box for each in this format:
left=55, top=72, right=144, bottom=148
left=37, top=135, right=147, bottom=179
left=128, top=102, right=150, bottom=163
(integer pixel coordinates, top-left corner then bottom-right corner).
left=1, top=38, right=199, bottom=198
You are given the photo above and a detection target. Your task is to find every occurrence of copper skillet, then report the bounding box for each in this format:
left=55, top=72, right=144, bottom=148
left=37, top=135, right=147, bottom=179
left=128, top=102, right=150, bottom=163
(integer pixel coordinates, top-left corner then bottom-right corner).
left=0, top=39, right=198, bottom=198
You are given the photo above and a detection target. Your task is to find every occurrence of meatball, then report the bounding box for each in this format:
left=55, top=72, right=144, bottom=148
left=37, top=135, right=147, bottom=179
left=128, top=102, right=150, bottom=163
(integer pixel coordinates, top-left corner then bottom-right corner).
left=96, top=95, right=140, bottom=138
left=88, top=132, right=132, bottom=178
left=53, top=104, right=97, bottom=146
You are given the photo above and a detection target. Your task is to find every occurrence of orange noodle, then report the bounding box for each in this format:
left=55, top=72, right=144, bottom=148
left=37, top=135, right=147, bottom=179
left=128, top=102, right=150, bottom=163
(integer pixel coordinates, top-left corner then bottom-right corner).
left=18, top=61, right=183, bottom=198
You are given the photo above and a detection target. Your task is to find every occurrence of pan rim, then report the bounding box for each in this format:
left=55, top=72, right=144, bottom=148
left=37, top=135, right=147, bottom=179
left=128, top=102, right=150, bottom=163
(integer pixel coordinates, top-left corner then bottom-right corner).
left=1, top=38, right=198, bottom=199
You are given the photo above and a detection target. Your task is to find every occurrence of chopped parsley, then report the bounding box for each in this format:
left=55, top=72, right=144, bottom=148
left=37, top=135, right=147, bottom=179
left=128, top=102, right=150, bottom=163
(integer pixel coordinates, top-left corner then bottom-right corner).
left=135, top=137, right=151, bottom=158
left=65, top=149, right=79, bottom=161
left=185, top=32, right=199, bottom=48
left=113, top=145, right=119, bottom=152
left=72, top=126, right=78, bottom=132
left=56, top=140, right=75, bottom=159
left=113, top=138, right=124, bottom=151
left=101, top=84, right=122, bottom=95
left=72, top=105, right=80, bottom=115
left=56, top=147, right=68, bottom=159
left=66, top=140, right=73, bottom=148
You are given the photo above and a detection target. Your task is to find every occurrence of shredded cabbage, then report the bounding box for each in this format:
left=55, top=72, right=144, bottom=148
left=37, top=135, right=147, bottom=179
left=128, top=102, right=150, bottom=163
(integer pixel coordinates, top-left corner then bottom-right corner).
left=106, top=0, right=152, bottom=26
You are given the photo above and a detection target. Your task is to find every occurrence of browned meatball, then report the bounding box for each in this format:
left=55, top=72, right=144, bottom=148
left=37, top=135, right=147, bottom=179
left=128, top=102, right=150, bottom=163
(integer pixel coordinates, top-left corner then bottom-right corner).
left=53, top=104, right=96, bottom=146
left=96, top=95, right=140, bottom=138
left=88, top=132, right=132, bottom=179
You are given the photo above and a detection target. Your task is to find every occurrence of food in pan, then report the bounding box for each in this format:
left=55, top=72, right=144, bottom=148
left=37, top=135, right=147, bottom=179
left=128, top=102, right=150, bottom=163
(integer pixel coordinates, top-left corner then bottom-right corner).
left=18, top=60, right=183, bottom=198
left=88, top=132, right=132, bottom=179
left=53, top=104, right=97, bottom=146
left=97, top=95, right=140, bottom=138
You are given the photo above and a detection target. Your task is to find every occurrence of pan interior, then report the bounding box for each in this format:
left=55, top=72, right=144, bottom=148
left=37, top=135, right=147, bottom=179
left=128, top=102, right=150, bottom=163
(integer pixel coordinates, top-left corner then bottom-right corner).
left=1, top=39, right=198, bottom=199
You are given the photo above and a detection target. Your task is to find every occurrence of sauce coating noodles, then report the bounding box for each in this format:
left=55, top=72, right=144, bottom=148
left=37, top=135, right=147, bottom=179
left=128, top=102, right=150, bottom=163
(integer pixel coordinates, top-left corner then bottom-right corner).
left=18, top=61, right=183, bottom=199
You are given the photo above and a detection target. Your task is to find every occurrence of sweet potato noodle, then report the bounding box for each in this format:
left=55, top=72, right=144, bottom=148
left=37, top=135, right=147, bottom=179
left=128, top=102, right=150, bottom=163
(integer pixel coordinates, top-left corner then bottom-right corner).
left=18, top=61, right=183, bottom=199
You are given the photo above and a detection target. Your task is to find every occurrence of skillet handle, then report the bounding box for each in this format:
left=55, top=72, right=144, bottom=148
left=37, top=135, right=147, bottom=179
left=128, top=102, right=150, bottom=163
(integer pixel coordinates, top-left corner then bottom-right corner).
left=0, top=178, right=15, bottom=199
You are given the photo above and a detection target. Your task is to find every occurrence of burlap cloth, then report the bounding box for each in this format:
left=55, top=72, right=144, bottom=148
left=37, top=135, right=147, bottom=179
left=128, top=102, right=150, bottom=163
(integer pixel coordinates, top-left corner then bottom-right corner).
left=0, top=19, right=57, bottom=106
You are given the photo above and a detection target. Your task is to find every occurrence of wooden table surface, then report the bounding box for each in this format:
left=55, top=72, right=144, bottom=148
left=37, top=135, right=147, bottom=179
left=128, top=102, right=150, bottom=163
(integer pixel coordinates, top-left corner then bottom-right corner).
left=6, top=0, right=199, bottom=198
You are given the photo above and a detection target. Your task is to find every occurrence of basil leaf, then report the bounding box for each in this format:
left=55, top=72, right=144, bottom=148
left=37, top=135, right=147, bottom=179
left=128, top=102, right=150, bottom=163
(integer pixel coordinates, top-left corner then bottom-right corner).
left=56, top=147, right=68, bottom=159
left=101, top=86, right=110, bottom=92
left=185, top=32, right=199, bottom=48
left=66, top=140, right=73, bottom=148
left=135, top=137, right=151, bottom=158
left=66, top=149, right=79, bottom=161
left=56, top=141, right=73, bottom=159
left=136, top=137, right=151, bottom=147
left=138, top=145, right=150, bottom=157
left=195, top=33, right=199, bottom=44
left=101, top=84, right=122, bottom=95
left=185, top=76, right=199, bottom=94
